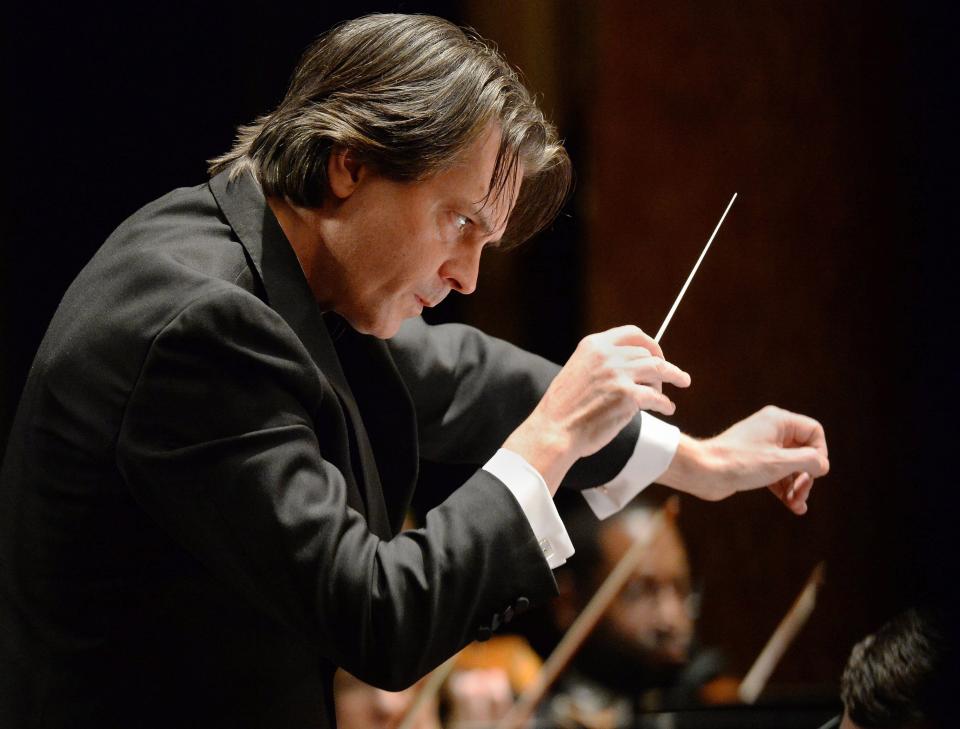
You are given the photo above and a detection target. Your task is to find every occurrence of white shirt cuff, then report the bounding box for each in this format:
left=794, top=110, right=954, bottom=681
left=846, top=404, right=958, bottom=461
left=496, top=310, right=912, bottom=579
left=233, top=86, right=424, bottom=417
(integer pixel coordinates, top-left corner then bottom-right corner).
left=580, top=411, right=681, bottom=520
left=482, top=448, right=574, bottom=569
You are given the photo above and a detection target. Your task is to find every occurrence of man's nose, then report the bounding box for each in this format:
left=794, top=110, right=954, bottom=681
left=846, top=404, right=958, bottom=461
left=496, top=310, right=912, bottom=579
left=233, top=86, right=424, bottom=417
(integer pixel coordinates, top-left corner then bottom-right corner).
left=654, top=586, right=688, bottom=623
left=440, top=245, right=481, bottom=295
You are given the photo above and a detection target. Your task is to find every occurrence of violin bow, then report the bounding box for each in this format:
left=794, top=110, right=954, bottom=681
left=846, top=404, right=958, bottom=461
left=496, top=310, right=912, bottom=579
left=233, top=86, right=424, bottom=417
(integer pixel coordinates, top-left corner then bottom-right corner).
left=396, top=651, right=460, bottom=729
left=737, top=561, right=826, bottom=703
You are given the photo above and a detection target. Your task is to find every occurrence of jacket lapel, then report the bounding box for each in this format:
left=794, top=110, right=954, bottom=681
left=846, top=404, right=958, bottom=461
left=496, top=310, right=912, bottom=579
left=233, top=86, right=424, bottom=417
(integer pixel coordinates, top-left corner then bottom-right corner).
left=208, top=170, right=399, bottom=538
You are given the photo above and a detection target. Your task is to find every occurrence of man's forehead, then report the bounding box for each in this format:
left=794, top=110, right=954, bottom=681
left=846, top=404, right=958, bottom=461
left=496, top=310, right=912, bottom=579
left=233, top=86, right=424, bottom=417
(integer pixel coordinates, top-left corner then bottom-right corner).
left=620, top=510, right=664, bottom=543
left=450, top=123, right=520, bottom=225
left=476, top=170, right=525, bottom=238
left=604, top=515, right=689, bottom=564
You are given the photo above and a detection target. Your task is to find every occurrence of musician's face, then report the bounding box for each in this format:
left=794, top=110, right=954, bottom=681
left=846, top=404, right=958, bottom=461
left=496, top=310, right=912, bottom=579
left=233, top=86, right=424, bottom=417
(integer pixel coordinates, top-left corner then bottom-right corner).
left=599, top=517, right=695, bottom=668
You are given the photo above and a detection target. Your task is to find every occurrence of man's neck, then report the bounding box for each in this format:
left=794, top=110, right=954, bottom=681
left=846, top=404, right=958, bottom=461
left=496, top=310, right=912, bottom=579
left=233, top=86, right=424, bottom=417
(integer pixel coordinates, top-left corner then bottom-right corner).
left=266, top=195, right=336, bottom=309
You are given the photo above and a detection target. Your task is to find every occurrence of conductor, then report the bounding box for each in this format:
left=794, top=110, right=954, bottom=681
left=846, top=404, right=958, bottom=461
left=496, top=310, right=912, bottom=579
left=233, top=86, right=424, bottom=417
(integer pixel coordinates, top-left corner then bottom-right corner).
left=0, top=14, right=828, bottom=729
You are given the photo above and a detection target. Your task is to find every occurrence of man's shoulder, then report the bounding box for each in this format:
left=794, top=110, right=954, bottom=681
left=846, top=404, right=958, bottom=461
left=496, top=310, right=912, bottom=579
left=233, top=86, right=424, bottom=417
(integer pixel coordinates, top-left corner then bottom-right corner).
left=40, top=180, right=272, bottom=374
left=102, top=180, right=250, bottom=284
left=74, top=180, right=259, bottom=312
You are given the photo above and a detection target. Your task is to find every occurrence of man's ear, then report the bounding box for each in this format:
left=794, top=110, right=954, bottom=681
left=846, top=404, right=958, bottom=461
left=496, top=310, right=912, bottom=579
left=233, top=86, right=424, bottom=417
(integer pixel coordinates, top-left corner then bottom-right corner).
left=327, top=147, right=365, bottom=200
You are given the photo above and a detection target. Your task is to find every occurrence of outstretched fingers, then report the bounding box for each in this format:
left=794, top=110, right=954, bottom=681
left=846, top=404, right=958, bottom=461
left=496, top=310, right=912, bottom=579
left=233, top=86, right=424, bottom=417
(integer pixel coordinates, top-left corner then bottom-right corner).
left=605, top=324, right=664, bottom=359
left=625, top=353, right=691, bottom=390
left=618, top=345, right=690, bottom=396
left=629, top=382, right=677, bottom=416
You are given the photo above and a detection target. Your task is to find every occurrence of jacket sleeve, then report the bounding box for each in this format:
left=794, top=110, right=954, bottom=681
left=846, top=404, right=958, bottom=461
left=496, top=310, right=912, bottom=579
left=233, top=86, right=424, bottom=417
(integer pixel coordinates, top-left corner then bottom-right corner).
left=116, top=288, right=557, bottom=690
left=387, top=317, right=641, bottom=489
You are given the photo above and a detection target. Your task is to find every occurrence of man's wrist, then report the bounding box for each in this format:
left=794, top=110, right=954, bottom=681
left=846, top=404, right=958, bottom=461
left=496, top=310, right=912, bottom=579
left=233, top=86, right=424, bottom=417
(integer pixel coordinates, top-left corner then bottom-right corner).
left=483, top=449, right=574, bottom=568
left=581, top=412, right=680, bottom=519
left=502, top=418, right=577, bottom=495
left=658, top=434, right=713, bottom=497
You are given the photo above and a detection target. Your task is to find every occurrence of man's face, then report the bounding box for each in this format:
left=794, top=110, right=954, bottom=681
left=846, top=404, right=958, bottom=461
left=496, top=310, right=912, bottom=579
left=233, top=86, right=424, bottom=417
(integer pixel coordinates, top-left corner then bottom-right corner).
left=324, top=124, right=519, bottom=338
left=597, top=516, right=695, bottom=669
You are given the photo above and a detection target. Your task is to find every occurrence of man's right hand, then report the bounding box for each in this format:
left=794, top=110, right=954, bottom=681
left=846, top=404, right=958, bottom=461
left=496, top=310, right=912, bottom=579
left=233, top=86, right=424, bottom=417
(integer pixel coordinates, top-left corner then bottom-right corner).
left=503, top=325, right=691, bottom=493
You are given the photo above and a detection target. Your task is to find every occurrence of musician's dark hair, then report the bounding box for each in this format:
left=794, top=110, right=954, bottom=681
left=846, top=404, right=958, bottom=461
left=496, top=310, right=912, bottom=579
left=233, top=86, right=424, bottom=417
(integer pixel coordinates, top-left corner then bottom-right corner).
left=840, top=607, right=948, bottom=728
left=209, top=13, right=571, bottom=248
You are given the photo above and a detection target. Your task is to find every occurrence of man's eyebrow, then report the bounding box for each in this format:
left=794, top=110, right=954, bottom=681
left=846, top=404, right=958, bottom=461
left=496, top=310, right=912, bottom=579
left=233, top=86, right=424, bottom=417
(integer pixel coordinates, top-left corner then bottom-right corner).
left=471, top=205, right=496, bottom=237
left=473, top=207, right=505, bottom=248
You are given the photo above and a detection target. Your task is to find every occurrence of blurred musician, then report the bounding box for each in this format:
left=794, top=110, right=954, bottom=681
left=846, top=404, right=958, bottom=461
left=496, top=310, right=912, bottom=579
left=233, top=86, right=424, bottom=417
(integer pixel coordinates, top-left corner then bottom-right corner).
left=444, top=635, right=542, bottom=728
left=334, top=669, right=441, bottom=729
left=532, top=497, right=725, bottom=726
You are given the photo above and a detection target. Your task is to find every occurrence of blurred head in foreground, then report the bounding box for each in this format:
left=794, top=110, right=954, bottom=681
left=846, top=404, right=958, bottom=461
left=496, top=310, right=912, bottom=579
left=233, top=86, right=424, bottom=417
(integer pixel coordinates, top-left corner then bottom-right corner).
left=840, top=607, right=949, bottom=729
left=334, top=669, right=440, bottom=729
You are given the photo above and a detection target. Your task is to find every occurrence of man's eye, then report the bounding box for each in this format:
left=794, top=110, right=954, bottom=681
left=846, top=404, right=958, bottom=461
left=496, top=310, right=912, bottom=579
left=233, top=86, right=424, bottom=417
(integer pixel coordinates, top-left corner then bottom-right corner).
left=455, top=214, right=470, bottom=233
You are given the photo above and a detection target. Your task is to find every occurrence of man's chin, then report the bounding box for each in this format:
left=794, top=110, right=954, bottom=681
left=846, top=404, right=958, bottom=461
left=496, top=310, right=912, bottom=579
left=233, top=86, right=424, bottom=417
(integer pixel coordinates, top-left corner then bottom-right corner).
left=351, top=317, right=405, bottom=340
left=650, top=646, right=689, bottom=668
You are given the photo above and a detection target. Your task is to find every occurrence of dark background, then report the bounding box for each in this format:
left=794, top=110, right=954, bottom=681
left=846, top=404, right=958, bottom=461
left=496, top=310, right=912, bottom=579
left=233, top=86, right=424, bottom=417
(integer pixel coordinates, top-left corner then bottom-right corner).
left=4, top=0, right=957, bottom=694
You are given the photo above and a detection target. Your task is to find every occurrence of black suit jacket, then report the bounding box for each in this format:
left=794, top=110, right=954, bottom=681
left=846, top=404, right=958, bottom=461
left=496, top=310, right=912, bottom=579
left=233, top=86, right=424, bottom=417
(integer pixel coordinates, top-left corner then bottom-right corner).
left=0, top=170, right=640, bottom=728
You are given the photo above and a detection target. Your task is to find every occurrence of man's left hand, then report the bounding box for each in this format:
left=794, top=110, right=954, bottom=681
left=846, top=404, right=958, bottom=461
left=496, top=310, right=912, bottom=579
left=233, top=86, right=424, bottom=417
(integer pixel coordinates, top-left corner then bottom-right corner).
left=658, top=405, right=830, bottom=515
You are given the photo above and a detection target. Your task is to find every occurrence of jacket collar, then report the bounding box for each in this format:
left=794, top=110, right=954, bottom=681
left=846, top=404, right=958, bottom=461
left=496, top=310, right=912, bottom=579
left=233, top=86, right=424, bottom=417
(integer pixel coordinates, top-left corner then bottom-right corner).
left=207, top=168, right=308, bottom=322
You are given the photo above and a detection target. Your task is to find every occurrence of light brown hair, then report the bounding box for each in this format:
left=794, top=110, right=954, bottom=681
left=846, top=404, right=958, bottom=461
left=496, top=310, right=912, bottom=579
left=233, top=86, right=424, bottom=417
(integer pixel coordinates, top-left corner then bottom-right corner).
left=209, top=13, right=571, bottom=247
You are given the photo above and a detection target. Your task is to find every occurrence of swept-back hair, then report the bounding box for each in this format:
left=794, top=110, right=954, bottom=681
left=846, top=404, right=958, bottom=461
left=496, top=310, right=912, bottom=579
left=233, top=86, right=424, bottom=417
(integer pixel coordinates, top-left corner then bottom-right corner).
left=209, top=13, right=571, bottom=247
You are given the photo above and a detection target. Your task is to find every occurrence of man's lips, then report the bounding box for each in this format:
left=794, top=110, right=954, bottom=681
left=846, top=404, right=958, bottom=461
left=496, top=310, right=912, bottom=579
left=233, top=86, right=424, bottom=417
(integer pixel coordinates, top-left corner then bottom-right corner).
left=416, top=294, right=443, bottom=308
